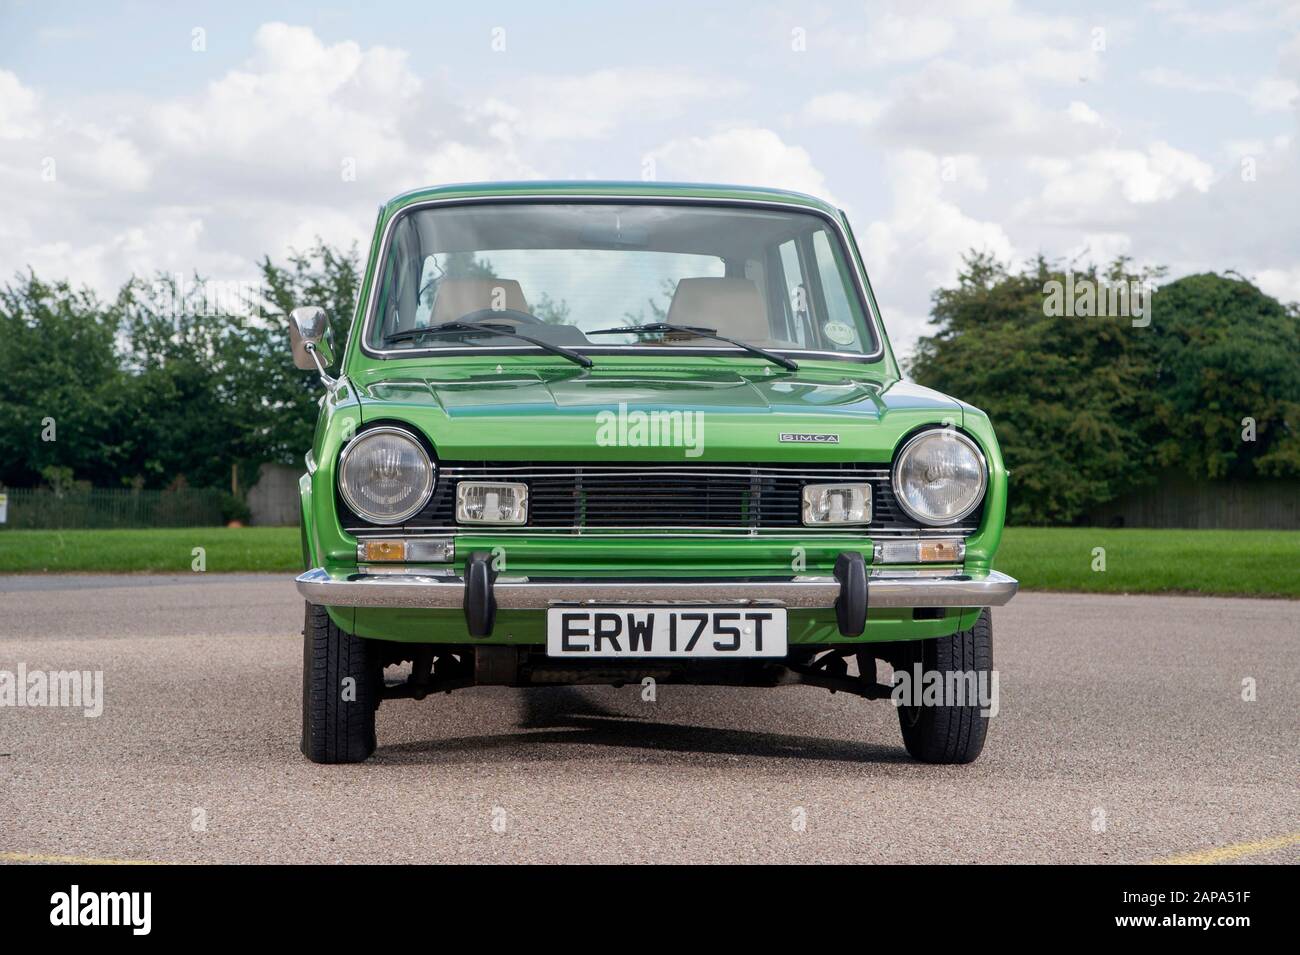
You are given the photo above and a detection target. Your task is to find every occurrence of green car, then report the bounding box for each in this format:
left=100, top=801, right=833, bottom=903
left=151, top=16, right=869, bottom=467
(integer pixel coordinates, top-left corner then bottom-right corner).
left=291, top=181, right=1017, bottom=765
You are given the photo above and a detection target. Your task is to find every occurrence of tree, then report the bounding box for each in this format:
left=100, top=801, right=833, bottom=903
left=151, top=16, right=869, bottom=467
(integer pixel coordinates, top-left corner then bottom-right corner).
left=117, top=274, right=245, bottom=488
left=0, top=274, right=134, bottom=488
left=909, top=254, right=1162, bottom=524
left=622, top=278, right=675, bottom=326
left=909, top=253, right=1300, bottom=524
left=0, top=241, right=364, bottom=492
left=533, top=292, right=574, bottom=325
left=1147, top=273, right=1300, bottom=480
left=259, top=241, right=362, bottom=369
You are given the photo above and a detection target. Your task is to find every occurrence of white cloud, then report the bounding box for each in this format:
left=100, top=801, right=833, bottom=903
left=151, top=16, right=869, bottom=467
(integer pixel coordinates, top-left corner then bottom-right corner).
left=1067, top=232, right=1133, bottom=265
left=813, top=3, right=1088, bottom=73
left=2, top=25, right=762, bottom=294
left=16, top=207, right=233, bottom=295
left=857, top=149, right=1016, bottom=353
left=802, top=91, right=886, bottom=127
left=478, top=69, right=743, bottom=142
left=647, top=127, right=834, bottom=201
left=0, top=70, right=41, bottom=139
left=1066, top=101, right=1104, bottom=126
left=1248, top=76, right=1300, bottom=112
left=149, top=23, right=424, bottom=179
left=419, top=141, right=540, bottom=187
left=1254, top=265, right=1300, bottom=302
left=865, top=150, right=1015, bottom=279
left=1148, top=0, right=1268, bottom=33
left=1222, top=133, right=1292, bottom=161
left=1113, top=142, right=1215, bottom=201
left=959, top=0, right=1081, bottom=48
left=0, top=24, right=545, bottom=292
left=0, top=70, right=152, bottom=198
left=810, top=10, right=956, bottom=66
left=1021, top=141, right=1214, bottom=224
left=853, top=60, right=1112, bottom=156
left=1142, top=66, right=1299, bottom=112
left=78, top=126, right=153, bottom=191
left=863, top=14, right=957, bottom=64
left=1140, top=66, right=1227, bottom=94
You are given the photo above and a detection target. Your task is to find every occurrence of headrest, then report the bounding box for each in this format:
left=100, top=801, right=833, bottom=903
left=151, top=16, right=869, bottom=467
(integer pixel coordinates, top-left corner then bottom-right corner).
left=430, top=278, right=530, bottom=324
left=665, top=277, right=768, bottom=340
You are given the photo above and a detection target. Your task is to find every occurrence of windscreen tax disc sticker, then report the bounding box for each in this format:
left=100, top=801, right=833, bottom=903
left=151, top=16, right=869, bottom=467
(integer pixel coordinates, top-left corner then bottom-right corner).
left=823, top=321, right=856, bottom=346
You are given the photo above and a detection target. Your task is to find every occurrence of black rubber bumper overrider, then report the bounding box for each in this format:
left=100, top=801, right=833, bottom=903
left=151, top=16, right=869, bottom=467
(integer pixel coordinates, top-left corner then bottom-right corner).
left=834, top=551, right=868, bottom=636
left=463, top=551, right=498, bottom=637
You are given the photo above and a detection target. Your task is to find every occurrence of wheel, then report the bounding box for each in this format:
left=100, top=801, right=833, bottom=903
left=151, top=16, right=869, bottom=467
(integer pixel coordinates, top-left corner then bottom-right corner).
left=894, top=609, right=993, bottom=764
left=301, top=602, right=381, bottom=764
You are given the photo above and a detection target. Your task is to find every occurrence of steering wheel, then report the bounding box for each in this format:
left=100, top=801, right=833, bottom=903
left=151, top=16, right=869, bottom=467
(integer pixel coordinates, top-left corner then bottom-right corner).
left=456, top=307, right=546, bottom=326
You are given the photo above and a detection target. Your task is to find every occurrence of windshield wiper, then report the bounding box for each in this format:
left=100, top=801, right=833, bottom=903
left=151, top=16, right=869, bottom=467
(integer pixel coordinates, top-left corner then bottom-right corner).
left=383, top=321, right=593, bottom=368
left=586, top=322, right=798, bottom=371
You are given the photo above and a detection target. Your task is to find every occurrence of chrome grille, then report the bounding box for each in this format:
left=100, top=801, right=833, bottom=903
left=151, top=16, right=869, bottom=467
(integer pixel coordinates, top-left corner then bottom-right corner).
left=342, top=462, right=982, bottom=537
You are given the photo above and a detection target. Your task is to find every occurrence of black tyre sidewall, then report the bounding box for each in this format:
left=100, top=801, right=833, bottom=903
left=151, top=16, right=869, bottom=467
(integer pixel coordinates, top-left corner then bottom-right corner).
left=301, top=602, right=380, bottom=764
left=896, top=608, right=993, bottom=764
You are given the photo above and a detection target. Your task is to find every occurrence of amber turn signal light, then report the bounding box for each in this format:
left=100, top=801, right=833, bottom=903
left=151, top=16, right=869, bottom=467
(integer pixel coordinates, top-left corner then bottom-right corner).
left=359, top=539, right=406, bottom=562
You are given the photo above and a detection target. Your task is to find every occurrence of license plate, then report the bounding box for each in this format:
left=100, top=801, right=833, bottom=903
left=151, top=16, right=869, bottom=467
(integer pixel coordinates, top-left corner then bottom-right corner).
left=546, top=607, right=787, bottom=658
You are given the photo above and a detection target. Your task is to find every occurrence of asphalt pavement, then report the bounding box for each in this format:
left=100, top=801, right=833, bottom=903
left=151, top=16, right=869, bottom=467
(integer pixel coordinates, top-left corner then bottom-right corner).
left=1, top=574, right=1296, bottom=864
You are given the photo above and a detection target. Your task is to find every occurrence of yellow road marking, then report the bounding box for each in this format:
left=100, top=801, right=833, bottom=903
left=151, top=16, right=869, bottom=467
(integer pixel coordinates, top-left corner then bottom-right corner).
left=1154, top=831, right=1300, bottom=865
left=6, top=833, right=1297, bottom=866
left=0, top=851, right=163, bottom=866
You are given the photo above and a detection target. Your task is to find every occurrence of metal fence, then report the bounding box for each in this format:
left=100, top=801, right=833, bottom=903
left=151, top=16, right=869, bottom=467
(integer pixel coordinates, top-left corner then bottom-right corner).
left=0, top=487, right=225, bottom=529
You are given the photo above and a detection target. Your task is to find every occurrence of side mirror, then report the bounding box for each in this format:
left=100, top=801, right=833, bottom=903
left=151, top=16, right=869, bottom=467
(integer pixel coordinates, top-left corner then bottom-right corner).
left=289, top=306, right=336, bottom=383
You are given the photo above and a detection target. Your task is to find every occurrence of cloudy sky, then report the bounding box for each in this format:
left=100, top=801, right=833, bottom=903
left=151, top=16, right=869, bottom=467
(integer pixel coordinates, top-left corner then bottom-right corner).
left=2, top=0, right=1298, bottom=358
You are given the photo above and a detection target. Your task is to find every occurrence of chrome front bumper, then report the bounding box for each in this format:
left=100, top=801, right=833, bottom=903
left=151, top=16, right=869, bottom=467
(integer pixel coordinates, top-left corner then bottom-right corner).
left=295, top=566, right=1018, bottom=611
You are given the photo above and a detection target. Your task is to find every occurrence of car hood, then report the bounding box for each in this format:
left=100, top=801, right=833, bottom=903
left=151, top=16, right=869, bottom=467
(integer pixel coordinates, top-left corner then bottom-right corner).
left=348, top=363, right=962, bottom=463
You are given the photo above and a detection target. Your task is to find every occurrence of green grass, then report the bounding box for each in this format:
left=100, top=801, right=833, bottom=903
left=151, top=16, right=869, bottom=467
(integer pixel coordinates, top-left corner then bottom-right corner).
left=995, top=527, right=1300, bottom=598
left=0, top=527, right=301, bottom=573
left=0, top=526, right=1296, bottom=598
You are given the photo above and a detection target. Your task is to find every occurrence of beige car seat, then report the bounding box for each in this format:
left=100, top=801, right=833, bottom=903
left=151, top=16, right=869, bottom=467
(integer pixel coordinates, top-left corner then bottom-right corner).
left=430, top=278, right=530, bottom=324
left=665, top=277, right=770, bottom=341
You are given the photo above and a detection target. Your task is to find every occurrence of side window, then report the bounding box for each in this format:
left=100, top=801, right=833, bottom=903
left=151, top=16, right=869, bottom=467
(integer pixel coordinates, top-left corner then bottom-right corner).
left=811, top=231, right=862, bottom=351
left=777, top=240, right=810, bottom=346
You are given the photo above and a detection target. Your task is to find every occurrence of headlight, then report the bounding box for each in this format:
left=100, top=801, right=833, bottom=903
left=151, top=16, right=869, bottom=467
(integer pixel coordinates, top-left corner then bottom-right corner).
left=338, top=426, right=434, bottom=524
left=891, top=429, right=986, bottom=525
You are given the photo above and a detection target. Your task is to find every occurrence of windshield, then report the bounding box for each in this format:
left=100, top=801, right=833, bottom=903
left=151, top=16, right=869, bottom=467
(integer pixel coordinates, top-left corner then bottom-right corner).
left=366, top=202, right=879, bottom=359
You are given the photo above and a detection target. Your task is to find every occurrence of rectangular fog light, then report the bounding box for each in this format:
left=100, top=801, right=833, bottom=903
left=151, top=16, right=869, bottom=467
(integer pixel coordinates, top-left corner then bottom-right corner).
left=456, top=481, right=528, bottom=525
left=801, top=483, right=871, bottom=525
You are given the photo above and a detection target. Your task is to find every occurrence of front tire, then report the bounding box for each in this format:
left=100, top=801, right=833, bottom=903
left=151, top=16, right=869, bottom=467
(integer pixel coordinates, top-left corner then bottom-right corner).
left=301, top=602, right=380, bottom=764
left=894, top=609, right=993, bottom=764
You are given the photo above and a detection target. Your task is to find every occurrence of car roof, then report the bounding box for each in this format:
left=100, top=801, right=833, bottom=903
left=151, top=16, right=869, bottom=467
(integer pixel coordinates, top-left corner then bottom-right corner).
left=380, top=180, right=841, bottom=219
